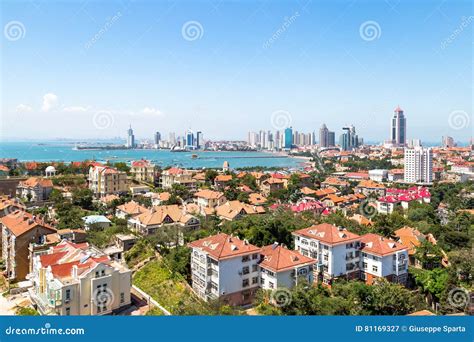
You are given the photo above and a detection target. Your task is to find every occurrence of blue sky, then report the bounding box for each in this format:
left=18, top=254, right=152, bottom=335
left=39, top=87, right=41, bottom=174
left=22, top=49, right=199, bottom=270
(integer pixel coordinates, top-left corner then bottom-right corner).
left=1, top=0, right=472, bottom=143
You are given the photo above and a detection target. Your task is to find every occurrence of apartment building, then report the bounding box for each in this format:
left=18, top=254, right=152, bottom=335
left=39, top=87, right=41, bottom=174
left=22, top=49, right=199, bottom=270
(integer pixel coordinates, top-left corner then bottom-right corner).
left=259, top=243, right=316, bottom=290
left=360, top=233, right=408, bottom=285
left=88, top=166, right=128, bottom=197
left=404, top=146, right=433, bottom=184
left=129, top=205, right=200, bottom=235
left=130, top=159, right=157, bottom=184
left=293, top=224, right=361, bottom=285
left=161, top=167, right=196, bottom=190
left=16, top=177, right=53, bottom=202
left=1, top=211, right=56, bottom=280
left=29, top=240, right=132, bottom=315
left=188, top=233, right=261, bottom=306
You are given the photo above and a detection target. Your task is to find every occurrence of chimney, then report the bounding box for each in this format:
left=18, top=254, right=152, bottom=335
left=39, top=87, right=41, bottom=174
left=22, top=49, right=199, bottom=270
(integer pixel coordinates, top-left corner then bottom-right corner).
left=272, top=242, right=279, bottom=250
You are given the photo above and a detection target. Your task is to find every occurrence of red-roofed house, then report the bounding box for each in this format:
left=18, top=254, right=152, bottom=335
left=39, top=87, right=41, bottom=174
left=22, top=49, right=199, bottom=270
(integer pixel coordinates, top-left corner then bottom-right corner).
left=188, top=233, right=261, bottom=305
left=161, top=168, right=196, bottom=190
left=29, top=240, right=131, bottom=315
left=130, top=159, right=157, bottom=183
left=88, top=166, right=128, bottom=197
left=259, top=243, right=316, bottom=290
left=16, top=177, right=53, bottom=202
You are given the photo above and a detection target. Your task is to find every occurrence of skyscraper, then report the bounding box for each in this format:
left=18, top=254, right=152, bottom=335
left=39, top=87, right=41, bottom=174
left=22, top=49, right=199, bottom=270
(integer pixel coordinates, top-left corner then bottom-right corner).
left=196, top=131, right=203, bottom=149
left=186, top=130, right=194, bottom=148
left=126, top=125, right=135, bottom=148
left=442, top=136, right=455, bottom=148
left=319, top=124, right=335, bottom=148
left=154, top=131, right=161, bottom=145
left=391, top=106, right=407, bottom=147
left=339, top=125, right=359, bottom=151
left=404, top=146, right=433, bottom=184
left=284, top=127, right=293, bottom=149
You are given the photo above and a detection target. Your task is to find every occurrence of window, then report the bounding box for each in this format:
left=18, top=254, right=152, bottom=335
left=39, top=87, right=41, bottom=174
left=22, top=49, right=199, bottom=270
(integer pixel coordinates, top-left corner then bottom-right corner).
left=323, top=254, right=328, bottom=261
left=261, top=278, right=265, bottom=285
left=252, top=264, right=258, bottom=272
left=363, top=262, right=367, bottom=269
left=242, top=255, right=250, bottom=262
left=346, top=243, right=353, bottom=249
left=372, top=265, right=378, bottom=272
left=393, top=254, right=396, bottom=260
left=269, top=282, right=274, bottom=289
left=242, top=279, right=249, bottom=287
left=252, top=253, right=258, bottom=260
left=101, top=270, right=105, bottom=276
left=65, top=289, right=71, bottom=301
left=97, top=306, right=101, bottom=313
left=65, top=307, right=70, bottom=315
left=242, top=266, right=250, bottom=275
left=95, top=271, right=99, bottom=278
left=120, top=292, right=125, bottom=304
left=297, top=268, right=308, bottom=275
left=252, top=277, right=258, bottom=284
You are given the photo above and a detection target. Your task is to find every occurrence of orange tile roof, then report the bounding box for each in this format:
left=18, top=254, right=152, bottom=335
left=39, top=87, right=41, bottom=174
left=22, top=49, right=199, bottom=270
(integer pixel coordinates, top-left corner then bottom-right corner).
left=360, top=233, right=407, bottom=256
left=117, top=201, right=148, bottom=216
left=322, top=177, right=349, bottom=186
left=0, top=211, right=55, bottom=237
left=248, top=193, right=267, bottom=205
left=293, top=223, right=360, bottom=245
left=260, top=244, right=316, bottom=272
left=188, top=233, right=260, bottom=260
left=357, top=180, right=385, bottom=189
left=194, top=189, right=225, bottom=200
left=215, top=201, right=265, bottom=220
left=215, top=174, right=233, bottom=182
left=19, top=177, right=53, bottom=188
left=394, top=226, right=424, bottom=255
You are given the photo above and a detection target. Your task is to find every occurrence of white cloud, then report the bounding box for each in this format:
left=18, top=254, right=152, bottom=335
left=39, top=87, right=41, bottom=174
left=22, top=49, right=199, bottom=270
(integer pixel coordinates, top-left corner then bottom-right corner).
left=16, top=104, right=32, bottom=113
left=142, top=107, right=163, bottom=116
left=41, top=93, right=59, bottom=112
left=63, top=106, right=89, bottom=112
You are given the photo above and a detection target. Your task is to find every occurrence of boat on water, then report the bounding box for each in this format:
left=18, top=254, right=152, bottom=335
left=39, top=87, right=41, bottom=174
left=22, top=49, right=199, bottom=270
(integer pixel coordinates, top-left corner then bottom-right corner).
left=191, top=154, right=198, bottom=159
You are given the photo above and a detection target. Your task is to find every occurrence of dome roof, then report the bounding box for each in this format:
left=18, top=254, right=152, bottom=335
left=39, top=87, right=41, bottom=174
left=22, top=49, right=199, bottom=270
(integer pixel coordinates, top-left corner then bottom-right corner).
left=45, top=165, right=56, bottom=172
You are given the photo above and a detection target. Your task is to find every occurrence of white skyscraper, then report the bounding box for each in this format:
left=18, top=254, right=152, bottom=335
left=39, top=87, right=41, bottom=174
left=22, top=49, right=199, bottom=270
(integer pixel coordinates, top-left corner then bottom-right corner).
left=126, top=125, right=135, bottom=148
left=404, top=146, right=433, bottom=184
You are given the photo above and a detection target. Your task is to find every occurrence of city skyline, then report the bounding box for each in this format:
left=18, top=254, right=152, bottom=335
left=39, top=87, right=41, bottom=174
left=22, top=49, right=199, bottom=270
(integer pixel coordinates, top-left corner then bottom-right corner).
left=2, top=1, right=472, bottom=142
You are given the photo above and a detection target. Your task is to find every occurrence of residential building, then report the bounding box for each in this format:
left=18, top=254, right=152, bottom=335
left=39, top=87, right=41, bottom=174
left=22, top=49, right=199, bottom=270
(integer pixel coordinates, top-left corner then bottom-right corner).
left=161, top=168, right=196, bottom=190
left=16, top=177, right=53, bottom=202
left=360, top=233, right=408, bottom=285
left=391, top=106, right=407, bottom=146
left=319, top=124, right=335, bottom=148
left=0, top=197, right=25, bottom=218
left=29, top=240, right=131, bottom=315
left=355, top=180, right=386, bottom=197
left=293, top=223, right=362, bottom=285
left=368, top=169, right=388, bottom=182
left=115, top=200, right=148, bottom=219
left=82, top=215, right=111, bottom=231
left=1, top=211, right=56, bottom=280
left=88, top=166, right=128, bottom=197
left=215, top=200, right=265, bottom=221
left=129, top=205, right=200, bottom=235
left=260, top=178, right=285, bottom=196
left=130, top=159, right=157, bottom=184
left=404, top=146, right=433, bottom=183
left=259, top=243, right=316, bottom=290
left=214, top=174, right=232, bottom=189
left=188, top=233, right=261, bottom=305
left=193, top=190, right=226, bottom=214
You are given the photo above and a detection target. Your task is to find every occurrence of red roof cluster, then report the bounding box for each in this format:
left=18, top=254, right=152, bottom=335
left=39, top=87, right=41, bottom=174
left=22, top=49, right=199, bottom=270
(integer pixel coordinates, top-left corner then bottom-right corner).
left=379, top=186, right=430, bottom=203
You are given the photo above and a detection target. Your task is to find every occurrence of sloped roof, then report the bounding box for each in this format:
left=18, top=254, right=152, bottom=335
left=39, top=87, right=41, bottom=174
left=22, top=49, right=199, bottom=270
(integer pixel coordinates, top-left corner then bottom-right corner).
left=187, top=233, right=260, bottom=260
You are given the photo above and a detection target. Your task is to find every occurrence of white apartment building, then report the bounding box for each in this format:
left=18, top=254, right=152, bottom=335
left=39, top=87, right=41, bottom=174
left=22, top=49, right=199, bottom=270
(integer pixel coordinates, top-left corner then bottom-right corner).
left=293, top=223, right=362, bottom=285
left=404, top=146, right=433, bottom=184
left=360, top=233, right=409, bottom=285
left=29, top=240, right=132, bottom=315
left=161, top=167, right=196, bottom=190
left=188, top=233, right=261, bottom=306
left=259, top=243, right=315, bottom=290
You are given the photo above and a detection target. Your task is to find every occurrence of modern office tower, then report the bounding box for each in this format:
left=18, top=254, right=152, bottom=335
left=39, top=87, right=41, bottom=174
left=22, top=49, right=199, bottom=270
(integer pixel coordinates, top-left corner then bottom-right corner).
left=186, top=130, right=194, bottom=148
left=442, top=136, right=455, bottom=148
left=319, top=124, right=335, bottom=147
left=340, top=125, right=359, bottom=151
left=126, top=125, right=135, bottom=148
left=284, top=127, right=293, bottom=149
left=328, top=131, right=335, bottom=146
left=248, top=131, right=258, bottom=147
left=391, top=106, right=407, bottom=147
left=407, top=139, right=422, bottom=148
left=169, top=132, right=176, bottom=145
left=404, top=146, right=433, bottom=184
left=154, top=131, right=161, bottom=145
left=196, top=131, right=203, bottom=149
